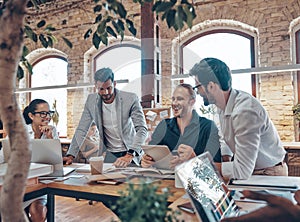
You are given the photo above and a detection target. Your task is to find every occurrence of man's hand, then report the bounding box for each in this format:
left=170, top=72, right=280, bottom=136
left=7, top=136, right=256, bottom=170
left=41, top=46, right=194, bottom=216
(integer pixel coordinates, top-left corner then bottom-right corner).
left=170, top=155, right=182, bottom=169
left=63, top=155, right=74, bottom=165
left=141, top=154, right=155, bottom=168
left=221, top=190, right=300, bottom=222
left=113, top=153, right=133, bottom=168
left=177, top=144, right=196, bottom=162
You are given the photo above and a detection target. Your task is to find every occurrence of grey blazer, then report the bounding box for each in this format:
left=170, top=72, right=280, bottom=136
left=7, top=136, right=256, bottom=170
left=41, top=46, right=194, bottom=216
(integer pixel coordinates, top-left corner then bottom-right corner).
left=67, top=89, right=148, bottom=163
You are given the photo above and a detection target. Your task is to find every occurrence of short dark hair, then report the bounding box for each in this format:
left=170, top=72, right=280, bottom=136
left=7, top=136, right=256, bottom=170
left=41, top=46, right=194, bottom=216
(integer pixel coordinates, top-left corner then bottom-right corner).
left=189, top=57, right=232, bottom=91
left=94, top=68, right=114, bottom=83
left=23, top=99, right=49, bottom=124
left=177, top=83, right=196, bottom=100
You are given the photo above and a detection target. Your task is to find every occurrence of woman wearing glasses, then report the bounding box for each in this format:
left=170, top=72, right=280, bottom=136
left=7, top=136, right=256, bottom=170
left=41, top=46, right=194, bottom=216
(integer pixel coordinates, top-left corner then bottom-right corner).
left=22, top=99, right=58, bottom=222
left=23, top=99, right=59, bottom=140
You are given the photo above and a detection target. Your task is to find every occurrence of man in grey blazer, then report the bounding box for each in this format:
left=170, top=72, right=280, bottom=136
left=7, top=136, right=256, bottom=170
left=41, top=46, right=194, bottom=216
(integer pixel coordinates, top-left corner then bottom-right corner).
left=63, top=67, right=148, bottom=167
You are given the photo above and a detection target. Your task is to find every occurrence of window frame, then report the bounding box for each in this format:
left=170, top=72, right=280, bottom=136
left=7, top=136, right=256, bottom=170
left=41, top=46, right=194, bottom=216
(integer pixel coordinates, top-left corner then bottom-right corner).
left=179, top=29, right=257, bottom=96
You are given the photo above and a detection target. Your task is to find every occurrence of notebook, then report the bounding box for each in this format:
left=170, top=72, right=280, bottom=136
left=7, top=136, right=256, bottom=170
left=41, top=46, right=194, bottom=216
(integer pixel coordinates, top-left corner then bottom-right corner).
left=175, top=151, right=242, bottom=222
left=2, top=139, right=75, bottom=177
left=142, top=145, right=173, bottom=170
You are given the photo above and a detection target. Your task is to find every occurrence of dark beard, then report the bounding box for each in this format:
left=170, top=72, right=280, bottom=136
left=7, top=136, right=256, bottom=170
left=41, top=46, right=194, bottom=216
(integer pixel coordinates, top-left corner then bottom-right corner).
left=203, top=97, right=210, bottom=106
left=101, top=94, right=113, bottom=101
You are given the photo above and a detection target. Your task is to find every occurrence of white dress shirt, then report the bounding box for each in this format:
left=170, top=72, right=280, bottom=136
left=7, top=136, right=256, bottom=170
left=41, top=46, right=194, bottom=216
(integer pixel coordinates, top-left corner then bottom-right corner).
left=219, top=89, right=286, bottom=179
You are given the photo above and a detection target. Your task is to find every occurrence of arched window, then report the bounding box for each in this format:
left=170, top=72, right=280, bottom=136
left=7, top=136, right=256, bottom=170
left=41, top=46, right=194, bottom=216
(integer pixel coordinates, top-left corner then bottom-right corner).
left=30, top=56, right=68, bottom=137
left=182, top=30, right=255, bottom=92
left=180, top=30, right=255, bottom=116
left=93, top=44, right=142, bottom=98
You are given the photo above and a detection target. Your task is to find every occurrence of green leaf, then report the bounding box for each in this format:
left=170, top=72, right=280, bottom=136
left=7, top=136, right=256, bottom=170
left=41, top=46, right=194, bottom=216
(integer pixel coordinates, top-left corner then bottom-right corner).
left=24, top=60, right=33, bottom=75
left=37, top=20, right=46, bottom=28
left=106, top=26, right=117, bottom=38
left=112, top=20, right=120, bottom=32
left=153, top=1, right=175, bottom=13
left=116, top=2, right=127, bottom=18
left=152, top=0, right=162, bottom=11
left=177, top=5, right=187, bottom=22
left=97, top=21, right=106, bottom=34
left=45, top=25, right=56, bottom=31
left=84, top=28, right=93, bottom=39
left=94, top=14, right=102, bottom=23
left=126, top=19, right=137, bottom=36
left=100, top=33, right=108, bottom=45
left=119, top=30, right=124, bottom=41
left=30, top=0, right=40, bottom=10
left=39, top=34, right=48, bottom=48
left=94, top=5, right=102, bottom=13
left=166, top=10, right=176, bottom=28
left=47, top=36, right=53, bottom=47
left=62, top=37, right=73, bottom=48
left=22, top=46, right=30, bottom=57
left=17, top=65, right=24, bottom=80
left=107, top=0, right=114, bottom=4
left=117, top=19, right=124, bottom=31
left=92, top=32, right=101, bottom=49
left=183, top=5, right=196, bottom=29
left=24, top=25, right=38, bottom=42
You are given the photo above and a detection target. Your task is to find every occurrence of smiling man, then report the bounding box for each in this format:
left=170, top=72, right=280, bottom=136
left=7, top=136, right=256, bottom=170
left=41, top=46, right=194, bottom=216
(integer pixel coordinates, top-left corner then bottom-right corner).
left=64, top=67, right=148, bottom=167
left=141, top=83, right=222, bottom=169
left=189, top=57, right=287, bottom=180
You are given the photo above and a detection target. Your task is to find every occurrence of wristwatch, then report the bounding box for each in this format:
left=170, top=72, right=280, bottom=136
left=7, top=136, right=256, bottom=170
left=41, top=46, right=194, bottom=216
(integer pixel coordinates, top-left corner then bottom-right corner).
left=127, top=149, right=136, bottom=156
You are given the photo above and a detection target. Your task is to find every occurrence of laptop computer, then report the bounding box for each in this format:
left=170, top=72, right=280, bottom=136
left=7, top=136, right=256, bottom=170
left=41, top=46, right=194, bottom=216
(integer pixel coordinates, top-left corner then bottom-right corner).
left=175, top=151, right=242, bottom=222
left=2, top=139, right=75, bottom=177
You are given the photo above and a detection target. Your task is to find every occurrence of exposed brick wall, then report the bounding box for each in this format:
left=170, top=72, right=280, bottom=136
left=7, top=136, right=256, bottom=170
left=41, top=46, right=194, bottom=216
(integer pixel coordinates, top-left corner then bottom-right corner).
left=23, top=0, right=300, bottom=142
left=24, top=0, right=141, bottom=137
left=159, top=0, right=300, bottom=142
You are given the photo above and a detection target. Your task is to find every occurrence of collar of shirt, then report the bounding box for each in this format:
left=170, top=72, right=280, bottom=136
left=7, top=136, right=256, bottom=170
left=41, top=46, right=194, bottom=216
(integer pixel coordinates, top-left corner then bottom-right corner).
left=168, top=110, right=199, bottom=133
left=222, top=89, right=238, bottom=116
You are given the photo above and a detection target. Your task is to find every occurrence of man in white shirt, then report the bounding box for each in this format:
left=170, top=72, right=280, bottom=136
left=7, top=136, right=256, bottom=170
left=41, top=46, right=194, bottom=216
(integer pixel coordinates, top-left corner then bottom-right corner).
left=189, top=57, right=287, bottom=179
left=64, top=68, right=148, bottom=167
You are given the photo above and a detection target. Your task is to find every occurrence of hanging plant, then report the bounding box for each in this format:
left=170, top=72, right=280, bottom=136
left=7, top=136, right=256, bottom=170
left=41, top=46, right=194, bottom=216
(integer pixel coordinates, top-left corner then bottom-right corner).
left=292, top=104, right=300, bottom=121
left=52, top=99, right=59, bottom=126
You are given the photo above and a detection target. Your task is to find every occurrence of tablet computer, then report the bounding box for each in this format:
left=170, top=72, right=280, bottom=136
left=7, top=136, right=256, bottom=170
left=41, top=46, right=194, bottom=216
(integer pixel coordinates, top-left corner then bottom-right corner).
left=141, top=145, right=173, bottom=170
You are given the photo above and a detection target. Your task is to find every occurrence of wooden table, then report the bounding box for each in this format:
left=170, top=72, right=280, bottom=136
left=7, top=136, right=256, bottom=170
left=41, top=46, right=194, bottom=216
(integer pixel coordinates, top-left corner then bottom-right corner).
left=24, top=168, right=185, bottom=222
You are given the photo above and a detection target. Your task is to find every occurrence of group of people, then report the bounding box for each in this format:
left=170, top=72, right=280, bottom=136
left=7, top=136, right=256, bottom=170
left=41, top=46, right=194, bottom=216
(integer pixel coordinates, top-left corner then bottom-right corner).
left=5, top=58, right=299, bottom=221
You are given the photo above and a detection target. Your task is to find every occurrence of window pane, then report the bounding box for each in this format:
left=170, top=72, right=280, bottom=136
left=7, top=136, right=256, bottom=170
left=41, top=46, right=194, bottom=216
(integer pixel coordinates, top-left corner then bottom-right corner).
left=182, top=32, right=253, bottom=117
left=94, top=46, right=141, bottom=97
left=183, top=33, right=252, bottom=93
left=31, top=58, right=68, bottom=137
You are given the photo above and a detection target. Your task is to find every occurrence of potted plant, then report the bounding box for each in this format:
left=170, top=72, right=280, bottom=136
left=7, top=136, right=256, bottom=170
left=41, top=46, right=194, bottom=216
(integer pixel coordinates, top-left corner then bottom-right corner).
left=111, top=180, right=181, bottom=222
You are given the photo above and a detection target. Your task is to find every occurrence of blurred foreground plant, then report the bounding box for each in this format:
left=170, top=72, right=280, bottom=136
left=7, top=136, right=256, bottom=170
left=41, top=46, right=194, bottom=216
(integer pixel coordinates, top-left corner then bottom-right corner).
left=111, top=180, right=182, bottom=222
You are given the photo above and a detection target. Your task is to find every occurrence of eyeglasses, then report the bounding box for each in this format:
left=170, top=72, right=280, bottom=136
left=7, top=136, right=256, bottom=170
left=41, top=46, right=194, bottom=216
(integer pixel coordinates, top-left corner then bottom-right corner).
left=192, top=84, right=202, bottom=90
left=32, top=111, right=55, bottom=118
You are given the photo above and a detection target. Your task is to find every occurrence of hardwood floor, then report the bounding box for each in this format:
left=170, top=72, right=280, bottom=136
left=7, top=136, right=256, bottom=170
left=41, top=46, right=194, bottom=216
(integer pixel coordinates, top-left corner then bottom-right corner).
left=54, top=196, right=119, bottom=222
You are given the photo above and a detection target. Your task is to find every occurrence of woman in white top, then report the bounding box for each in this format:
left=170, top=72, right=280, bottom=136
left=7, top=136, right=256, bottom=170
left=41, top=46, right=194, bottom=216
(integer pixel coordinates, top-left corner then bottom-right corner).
left=23, top=99, right=59, bottom=222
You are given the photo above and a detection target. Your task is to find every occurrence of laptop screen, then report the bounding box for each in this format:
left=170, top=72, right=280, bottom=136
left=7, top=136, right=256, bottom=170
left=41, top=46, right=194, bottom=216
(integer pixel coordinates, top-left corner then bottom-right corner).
left=175, top=151, right=239, bottom=222
left=3, top=139, right=74, bottom=177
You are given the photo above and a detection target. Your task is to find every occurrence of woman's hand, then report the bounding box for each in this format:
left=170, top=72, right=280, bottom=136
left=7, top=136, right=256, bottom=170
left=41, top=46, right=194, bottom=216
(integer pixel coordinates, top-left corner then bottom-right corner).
left=39, top=125, right=54, bottom=139
left=141, top=154, right=155, bottom=168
